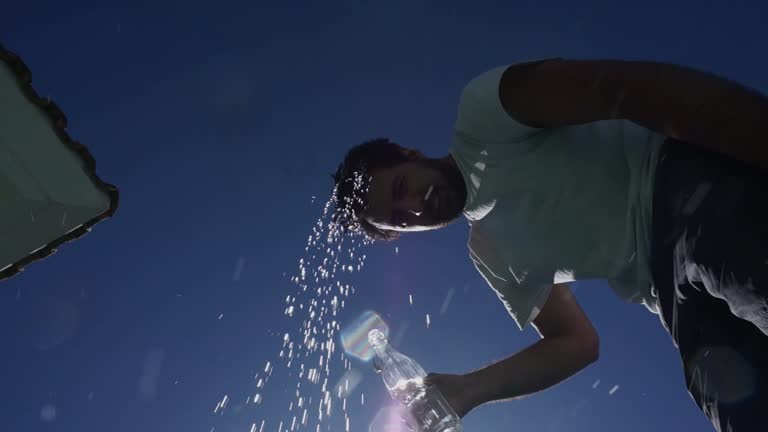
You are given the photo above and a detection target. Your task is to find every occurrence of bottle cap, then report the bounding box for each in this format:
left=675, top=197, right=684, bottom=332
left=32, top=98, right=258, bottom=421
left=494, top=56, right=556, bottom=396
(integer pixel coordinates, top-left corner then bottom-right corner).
left=368, top=329, right=387, bottom=346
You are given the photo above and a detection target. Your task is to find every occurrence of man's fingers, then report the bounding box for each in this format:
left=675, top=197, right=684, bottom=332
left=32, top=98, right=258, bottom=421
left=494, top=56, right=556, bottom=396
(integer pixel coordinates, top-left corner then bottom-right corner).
left=423, top=373, right=440, bottom=386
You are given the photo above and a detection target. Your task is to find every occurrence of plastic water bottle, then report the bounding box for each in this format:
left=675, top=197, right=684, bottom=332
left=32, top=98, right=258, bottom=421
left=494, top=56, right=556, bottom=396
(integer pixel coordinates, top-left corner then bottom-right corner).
left=368, top=329, right=462, bottom=432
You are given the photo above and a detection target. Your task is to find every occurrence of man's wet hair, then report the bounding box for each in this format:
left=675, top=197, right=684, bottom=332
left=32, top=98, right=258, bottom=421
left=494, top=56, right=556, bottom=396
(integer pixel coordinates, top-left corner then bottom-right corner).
left=331, top=137, right=406, bottom=242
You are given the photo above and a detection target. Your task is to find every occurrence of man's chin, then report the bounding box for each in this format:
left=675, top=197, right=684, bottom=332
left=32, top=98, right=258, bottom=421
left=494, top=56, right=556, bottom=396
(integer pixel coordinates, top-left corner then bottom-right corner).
left=433, top=211, right=462, bottom=227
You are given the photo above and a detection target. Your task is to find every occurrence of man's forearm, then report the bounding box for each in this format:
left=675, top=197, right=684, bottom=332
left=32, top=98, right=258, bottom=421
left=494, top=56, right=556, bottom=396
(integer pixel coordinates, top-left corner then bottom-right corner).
left=614, top=60, right=768, bottom=170
left=465, top=336, right=597, bottom=407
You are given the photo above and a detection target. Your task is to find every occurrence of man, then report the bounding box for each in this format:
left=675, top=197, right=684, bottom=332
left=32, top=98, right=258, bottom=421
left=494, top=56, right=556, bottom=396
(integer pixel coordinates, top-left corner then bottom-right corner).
left=331, top=58, right=768, bottom=431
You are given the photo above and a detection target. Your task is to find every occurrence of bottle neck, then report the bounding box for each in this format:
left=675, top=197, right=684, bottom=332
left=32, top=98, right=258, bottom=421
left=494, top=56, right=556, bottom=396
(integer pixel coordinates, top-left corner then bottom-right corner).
left=372, top=341, right=395, bottom=358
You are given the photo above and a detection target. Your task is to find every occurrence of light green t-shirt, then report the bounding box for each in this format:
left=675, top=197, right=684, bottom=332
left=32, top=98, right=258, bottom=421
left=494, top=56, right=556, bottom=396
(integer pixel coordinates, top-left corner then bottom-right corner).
left=450, top=63, right=664, bottom=330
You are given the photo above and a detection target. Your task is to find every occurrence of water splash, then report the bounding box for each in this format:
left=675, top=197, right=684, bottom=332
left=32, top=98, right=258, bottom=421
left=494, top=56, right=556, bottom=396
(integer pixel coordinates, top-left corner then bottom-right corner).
left=216, top=170, right=376, bottom=431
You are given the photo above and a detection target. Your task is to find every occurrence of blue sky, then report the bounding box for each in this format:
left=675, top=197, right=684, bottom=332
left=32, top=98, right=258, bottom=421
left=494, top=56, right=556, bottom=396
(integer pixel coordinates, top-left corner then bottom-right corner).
left=2, top=1, right=767, bottom=431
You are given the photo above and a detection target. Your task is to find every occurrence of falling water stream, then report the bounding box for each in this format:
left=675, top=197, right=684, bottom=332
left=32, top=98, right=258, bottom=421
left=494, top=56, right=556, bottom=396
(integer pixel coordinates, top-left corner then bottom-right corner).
left=215, top=171, right=378, bottom=432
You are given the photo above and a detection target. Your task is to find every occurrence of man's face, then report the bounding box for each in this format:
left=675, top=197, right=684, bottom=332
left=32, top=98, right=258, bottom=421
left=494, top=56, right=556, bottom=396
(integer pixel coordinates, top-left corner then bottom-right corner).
left=363, top=155, right=466, bottom=233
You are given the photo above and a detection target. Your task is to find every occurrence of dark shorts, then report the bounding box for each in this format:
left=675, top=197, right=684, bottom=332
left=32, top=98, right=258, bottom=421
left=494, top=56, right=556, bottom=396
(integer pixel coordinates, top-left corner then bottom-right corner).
left=650, top=138, right=768, bottom=432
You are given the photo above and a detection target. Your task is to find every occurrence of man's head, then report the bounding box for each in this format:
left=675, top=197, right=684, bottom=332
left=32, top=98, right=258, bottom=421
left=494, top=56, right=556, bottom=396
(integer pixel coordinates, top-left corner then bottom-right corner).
left=331, top=138, right=467, bottom=241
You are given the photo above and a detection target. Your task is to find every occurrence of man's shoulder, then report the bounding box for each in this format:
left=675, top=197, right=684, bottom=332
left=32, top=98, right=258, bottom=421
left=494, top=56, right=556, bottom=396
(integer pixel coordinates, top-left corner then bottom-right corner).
left=460, top=58, right=562, bottom=101
left=460, top=64, right=508, bottom=99
left=455, top=59, right=562, bottom=142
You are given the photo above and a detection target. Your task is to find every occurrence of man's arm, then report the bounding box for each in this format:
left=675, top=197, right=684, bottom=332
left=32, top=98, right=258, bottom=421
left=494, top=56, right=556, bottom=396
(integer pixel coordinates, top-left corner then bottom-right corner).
left=499, top=58, right=768, bottom=170
left=464, top=283, right=599, bottom=407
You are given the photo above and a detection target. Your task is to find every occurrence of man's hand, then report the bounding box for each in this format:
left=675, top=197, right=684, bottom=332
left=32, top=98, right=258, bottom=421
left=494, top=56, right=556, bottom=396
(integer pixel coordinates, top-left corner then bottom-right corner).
left=423, top=372, right=478, bottom=418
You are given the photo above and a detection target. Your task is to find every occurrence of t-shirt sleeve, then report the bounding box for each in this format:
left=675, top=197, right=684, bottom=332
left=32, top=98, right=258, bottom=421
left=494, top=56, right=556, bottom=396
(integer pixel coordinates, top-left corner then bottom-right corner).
left=454, top=62, right=548, bottom=144
left=468, top=224, right=554, bottom=331
left=470, top=249, right=553, bottom=330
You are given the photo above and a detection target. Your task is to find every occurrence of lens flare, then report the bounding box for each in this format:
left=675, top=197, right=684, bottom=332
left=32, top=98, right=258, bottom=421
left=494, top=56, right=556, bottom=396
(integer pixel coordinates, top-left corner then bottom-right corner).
left=369, top=405, right=413, bottom=432
left=333, top=368, right=363, bottom=399
left=341, top=310, right=389, bottom=361
left=688, top=345, right=758, bottom=404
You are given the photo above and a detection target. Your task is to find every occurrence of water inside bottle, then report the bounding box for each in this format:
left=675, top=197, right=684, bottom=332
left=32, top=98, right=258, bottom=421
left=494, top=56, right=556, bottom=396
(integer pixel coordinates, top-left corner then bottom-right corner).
left=391, top=378, right=462, bottom=432
left=368, top=329, right=461, bottom=432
